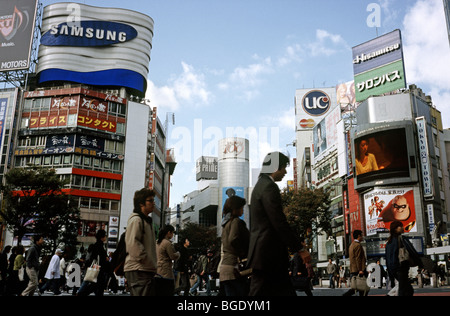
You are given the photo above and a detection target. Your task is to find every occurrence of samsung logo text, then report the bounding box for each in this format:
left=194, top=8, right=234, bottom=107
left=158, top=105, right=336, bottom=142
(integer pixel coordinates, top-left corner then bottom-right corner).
left=41, top=20, right=138, bottom=47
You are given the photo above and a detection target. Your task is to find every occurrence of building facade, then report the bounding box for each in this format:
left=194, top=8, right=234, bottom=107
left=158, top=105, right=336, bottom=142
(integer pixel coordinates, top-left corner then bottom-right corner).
left=0, top=3, right=175, bottom=251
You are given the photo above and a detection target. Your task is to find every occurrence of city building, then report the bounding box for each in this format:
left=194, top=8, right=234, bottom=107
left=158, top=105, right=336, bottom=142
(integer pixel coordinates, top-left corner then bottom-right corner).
left=0, top=3, right=175, bottom=251
left=176, top=138, right=251, bottom=237
left=445, top=0, right=450, bottom=46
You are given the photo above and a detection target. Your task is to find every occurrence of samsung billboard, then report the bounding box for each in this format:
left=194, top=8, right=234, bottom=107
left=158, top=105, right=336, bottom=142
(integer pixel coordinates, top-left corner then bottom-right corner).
left=352, top=30, right=407, bottom=103
left=0, top=0, right=38, bottom=72
left=36, top=3, right=154, bottom=95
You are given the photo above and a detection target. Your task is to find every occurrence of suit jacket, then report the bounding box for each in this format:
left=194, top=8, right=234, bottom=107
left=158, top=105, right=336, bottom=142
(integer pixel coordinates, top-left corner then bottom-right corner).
left=247, top=174, right=301, bottom=274
left=348, top=240, right=366, bottom=274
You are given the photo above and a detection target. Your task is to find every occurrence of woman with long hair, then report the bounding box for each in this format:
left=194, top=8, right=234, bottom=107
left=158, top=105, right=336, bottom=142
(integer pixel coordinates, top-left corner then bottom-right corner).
left=385, top=221, right=422, bottom=296
left=156, top=225, right=180, bottom=296
left=220, top=195, right=250, bottom=296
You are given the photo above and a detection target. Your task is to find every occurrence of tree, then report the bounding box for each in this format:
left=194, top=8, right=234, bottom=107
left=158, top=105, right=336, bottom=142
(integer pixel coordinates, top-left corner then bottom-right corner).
left=178, top=222, right=219, bottom=253
left=281, top=187, right=332, bottom=239
left=0, top=167, right=81, bottom=252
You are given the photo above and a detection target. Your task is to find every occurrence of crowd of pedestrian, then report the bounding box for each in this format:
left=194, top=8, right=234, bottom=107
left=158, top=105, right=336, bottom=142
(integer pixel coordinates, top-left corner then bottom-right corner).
left=1, top=152, right=449, bottom=297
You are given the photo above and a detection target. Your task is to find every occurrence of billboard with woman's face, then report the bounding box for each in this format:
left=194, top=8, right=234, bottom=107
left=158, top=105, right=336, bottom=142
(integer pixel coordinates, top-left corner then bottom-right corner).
left=354, top=128, right=410, bottom=185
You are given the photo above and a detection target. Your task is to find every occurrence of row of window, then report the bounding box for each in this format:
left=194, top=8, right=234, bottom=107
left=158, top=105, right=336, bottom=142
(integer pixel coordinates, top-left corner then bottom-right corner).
left=23, top=97, right=127, bottom=117
left=15, top=154, right=123, bottom=174
left=17, top=135, right=125, bottom=154
left=74, top=196, right=120, bottom=212
left=70, top=175, right=122, bottom=193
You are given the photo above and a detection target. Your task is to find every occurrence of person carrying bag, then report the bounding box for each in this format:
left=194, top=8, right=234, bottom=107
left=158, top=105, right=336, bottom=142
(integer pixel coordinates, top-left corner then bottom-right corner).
left=84, top=256, right=101, bottom=283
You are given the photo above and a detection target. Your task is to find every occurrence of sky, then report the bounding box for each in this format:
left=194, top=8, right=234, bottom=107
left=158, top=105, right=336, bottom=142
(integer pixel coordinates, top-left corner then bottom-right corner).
left=40, top=0, right=450, bottom=208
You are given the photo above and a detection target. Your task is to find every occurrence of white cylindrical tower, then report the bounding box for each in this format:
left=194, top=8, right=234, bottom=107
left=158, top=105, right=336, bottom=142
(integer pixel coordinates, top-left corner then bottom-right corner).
left=217, top=137, right=250, bottom=236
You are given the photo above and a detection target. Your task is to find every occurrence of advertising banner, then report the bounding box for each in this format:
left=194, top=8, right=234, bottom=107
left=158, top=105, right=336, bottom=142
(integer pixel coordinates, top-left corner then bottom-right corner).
left=222, top=187, right=245, bottom=220
left=295, top=88, right=337, bottom=131
left=77, top=114, right=117, bottom=133
left=364, top=187, right=417, bottom=236
left=37, top=3, right=154, bottom=94
left=0, top=0, right=38, bottom=72
left=352, top=30, right=406, bottom=103
left=354, top=60, right=406, bottom=102
left=196, top=156, right=218, bottom=181
left=416, top=117, right=434, bottom=198
left=313, top=105, right=341, bottom=158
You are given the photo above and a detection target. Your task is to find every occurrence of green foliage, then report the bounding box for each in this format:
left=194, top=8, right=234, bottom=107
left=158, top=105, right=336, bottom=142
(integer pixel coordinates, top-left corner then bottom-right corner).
left=178, top=222, right=219, bottom=252
left=0, top=167, right=81, bottom=252
left=281, top=187, right=332, bottom=239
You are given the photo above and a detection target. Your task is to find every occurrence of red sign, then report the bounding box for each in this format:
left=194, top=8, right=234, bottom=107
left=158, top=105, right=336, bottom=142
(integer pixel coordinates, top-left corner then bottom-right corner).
left=29, top=115, right=67, bottom=128
left=77, top=114, right=116, bottom=132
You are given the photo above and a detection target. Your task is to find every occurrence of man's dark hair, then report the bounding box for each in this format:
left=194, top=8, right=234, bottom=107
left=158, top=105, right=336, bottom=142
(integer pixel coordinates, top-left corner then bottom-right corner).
left=133, top=188, right=155, bottom=212
left=353, top=230, right=363, bottom=240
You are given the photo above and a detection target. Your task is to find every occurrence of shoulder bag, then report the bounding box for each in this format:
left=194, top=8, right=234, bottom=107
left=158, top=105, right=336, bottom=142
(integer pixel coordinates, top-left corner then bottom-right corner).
left=350, top=275, right=370, bottom=294
left=84, top=256, right=101, bottom=283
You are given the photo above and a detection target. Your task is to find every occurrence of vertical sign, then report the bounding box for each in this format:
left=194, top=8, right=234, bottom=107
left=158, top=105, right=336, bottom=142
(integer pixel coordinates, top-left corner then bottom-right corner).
left=0, top=98, right=8, bottom=166
left=416, top=117, right=434, bottom=198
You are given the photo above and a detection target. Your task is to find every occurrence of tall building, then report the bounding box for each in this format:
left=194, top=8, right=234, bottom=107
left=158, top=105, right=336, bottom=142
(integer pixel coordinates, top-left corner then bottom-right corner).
left=177, top=138, right=250, bottom=237
left=445, top=0, right=450, bottom=45
left=0, top=3, right=174, bottom=250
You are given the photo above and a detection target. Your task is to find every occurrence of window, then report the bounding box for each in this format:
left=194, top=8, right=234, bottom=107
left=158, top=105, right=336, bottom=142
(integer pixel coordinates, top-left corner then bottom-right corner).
left=100, top=200, right=109, bottom=210
left=90, top=199, right=100, bottom=210
left=21, top=118, right=29, bottom=129
left=73, top=175, right=82, bottom=187
left=80, top=197, right=90, bottom=208
left=116, top=123, right=125, bottom=135
left=116, top=142, right=124, bottom=154
left=68, top=114, right=77, bottom=127
left=83, top=177, right=92, bottom=188
left=41, top=98, right=51, bottom=110
left=103, top=160, right=111, bottom=170
left=93, top=178, right=102, bottom=189
left=104, top=179, right=112, bottom=190
left=83, top=156, right=91, bottom=166
left=111, top=201, right=119, bottom=211
left=74, top=155, right=81, bottom=166
left=23, top=99, right=32, bottom=111
left=43, top=156, right=51, bottom=165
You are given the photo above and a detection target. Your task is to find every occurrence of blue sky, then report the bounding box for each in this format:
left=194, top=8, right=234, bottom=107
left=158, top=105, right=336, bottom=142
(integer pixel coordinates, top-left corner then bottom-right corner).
left=41, top=0, right=450, bottom=208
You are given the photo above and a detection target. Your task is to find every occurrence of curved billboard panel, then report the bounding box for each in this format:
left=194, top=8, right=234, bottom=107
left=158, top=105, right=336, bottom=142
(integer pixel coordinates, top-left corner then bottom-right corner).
left=36, top=3, right=154, bottom=94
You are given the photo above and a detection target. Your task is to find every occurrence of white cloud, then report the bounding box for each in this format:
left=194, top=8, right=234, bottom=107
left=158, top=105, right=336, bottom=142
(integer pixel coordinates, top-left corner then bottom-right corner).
left=146, top=62, right=212, bottom=112
left=402, top=0, right=450, bottom=127
left=307, top=29, right=349, bottom=57
left=220, top=56, right=274, bottom=101
left=172, top=62, right=212, bottom=104
left=276, top=44, right=304, bottom=67
left=146, top=81, right=179, bottom=111
left=229, top=57, right=273, bottom=88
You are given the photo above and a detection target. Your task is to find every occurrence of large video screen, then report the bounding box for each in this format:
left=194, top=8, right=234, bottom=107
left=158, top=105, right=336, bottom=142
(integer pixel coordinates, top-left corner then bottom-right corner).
left=354, top=128, right=410, bottom=184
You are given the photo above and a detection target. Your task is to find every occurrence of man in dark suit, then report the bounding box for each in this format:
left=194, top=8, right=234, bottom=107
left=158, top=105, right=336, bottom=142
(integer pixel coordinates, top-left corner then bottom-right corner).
left=247, top=152, right=302, bottom=296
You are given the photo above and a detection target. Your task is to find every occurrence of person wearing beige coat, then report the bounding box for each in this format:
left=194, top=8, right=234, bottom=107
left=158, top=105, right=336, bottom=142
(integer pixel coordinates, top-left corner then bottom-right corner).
left=124, top=188, right=158, bottom=296
left=156, top=225, right=180, bottom=296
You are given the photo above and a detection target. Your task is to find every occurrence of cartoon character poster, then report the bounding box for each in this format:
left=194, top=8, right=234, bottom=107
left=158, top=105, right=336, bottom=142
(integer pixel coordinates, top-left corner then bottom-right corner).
left=364, top=187, right=416, bottom=236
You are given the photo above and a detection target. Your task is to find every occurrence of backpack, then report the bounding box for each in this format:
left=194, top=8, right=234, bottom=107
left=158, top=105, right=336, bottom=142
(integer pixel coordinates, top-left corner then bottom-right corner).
left=193, top=255, right=205, bottom=275
left=110, top=216, right=145, bottom=276
left=111, top=232, right=127, bottom=276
